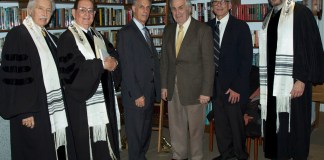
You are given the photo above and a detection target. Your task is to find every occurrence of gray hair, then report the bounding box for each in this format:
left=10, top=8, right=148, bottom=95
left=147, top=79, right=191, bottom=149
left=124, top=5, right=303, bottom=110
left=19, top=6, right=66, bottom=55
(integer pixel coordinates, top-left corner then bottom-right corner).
left=131, top=0, right=152, bottom=6
left=169, top=0, right=192, bottom=9
left=27, top=0, right=56, bottom=15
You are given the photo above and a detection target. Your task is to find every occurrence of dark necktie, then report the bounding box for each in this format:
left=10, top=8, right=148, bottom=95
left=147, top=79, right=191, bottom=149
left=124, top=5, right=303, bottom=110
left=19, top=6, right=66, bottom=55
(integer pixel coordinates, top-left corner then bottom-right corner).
left=86, top=30, right=93, bottom=40
left=214, top=21, right=220, bottom=71
left=143, top=27, right=152, bottom=51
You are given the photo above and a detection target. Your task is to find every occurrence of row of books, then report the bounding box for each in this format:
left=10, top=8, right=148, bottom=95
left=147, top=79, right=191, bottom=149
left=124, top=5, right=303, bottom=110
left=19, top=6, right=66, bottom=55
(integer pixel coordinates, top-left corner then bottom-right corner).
left=232, top=4, right=270, bottom=21
left=148, top=28, right=163, bottom=36
left=191, top=3, right=270, bottom=23
left=191, top=2, right=214, bottom=23
left=94, top=7, right=127, bottom=26
left=0, top=7, right=21, bottom=30
left=48, top=8, right=73, bottom=28
left=48, top=7, right=127, bottom=28
left=147, top=16, right=165, bottom=25
left=151, top=6, right=165, bottom=15
left=149, top=28, right=164, bottom=47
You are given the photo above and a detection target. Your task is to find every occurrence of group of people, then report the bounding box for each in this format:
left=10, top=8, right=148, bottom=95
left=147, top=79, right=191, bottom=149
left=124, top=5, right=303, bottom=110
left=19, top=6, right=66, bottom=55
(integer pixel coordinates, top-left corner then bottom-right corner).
left=0, top=0, right=324, bottom=160
left=0, top=0, right=120, bottom=159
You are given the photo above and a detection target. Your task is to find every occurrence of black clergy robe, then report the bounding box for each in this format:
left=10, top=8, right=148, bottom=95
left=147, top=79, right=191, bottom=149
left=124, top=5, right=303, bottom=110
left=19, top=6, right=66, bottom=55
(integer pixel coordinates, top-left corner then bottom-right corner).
left=57, top=29, right=120, bottom=160
left=264, top=4, right=324, bottom=159
left=0, top=25, right=75, bottom=160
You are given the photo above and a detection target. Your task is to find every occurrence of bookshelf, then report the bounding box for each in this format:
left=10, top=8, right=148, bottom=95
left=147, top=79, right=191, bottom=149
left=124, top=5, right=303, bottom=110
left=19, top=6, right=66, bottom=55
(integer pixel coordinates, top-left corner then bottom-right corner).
left=147, top=1, right=168, bottom=51
left=0, top=0, right=129, bottom=49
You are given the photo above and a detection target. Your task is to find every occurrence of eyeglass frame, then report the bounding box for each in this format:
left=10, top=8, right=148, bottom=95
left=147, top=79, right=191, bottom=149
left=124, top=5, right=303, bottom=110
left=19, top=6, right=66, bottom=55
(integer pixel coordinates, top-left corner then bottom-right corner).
left=77, top=7, right=96, bottom=15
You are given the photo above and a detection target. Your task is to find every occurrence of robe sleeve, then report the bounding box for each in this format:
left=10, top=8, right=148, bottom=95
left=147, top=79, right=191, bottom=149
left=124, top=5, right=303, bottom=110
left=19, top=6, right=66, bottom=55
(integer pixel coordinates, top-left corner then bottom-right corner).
left=102, top=37, right=121, bottom=90
left=57, top=30, right=104, bottom=102
left=293, top=5, right=324, bottom=85
left=0, top=26, right=39, bottom=119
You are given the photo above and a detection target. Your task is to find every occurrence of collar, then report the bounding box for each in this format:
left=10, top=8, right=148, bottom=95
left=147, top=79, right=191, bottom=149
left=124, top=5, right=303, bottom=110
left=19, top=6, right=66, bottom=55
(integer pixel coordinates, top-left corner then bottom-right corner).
left=133, top=18, right=145, bottom=31
left=274, top=2, right=284, bottom=13
left=79, top=25, right=91, bottom=33
left=177, top=16, right=191, bottom=30
left=216, top=13, right=229, bottom=25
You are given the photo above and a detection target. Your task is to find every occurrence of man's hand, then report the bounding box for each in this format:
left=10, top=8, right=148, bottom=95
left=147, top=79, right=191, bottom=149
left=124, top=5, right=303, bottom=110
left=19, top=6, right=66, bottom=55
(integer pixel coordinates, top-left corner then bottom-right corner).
left=225, top=88, right=240, bottom=104
left=103, top=56, right=118, bottom=71
left=22, top=116, right=35, bottom=129
left=135, top=96, right=145, bottom=107
left=244, top=114, right=253, bottom=126
left=199, top=95, right=210, bottom=104
left=161, top=89, right=168, bottom=101
left=290, top=80, right=305, bottom=99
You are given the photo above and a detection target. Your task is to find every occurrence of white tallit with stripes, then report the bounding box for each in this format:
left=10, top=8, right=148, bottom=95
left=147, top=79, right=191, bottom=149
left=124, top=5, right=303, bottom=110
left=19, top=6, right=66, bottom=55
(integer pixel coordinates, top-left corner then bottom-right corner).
left=259, top=0, right=295, bottom=136
left=23, top=16, right=68, bottom=152
left=68, top=21, right=116, bottom=160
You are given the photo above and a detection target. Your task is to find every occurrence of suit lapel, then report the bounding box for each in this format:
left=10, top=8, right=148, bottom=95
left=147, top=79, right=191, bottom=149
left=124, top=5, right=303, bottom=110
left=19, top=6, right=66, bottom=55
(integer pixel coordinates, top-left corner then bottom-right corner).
left=221, top=16, right=233, bottom=48
left=177, top=18, right=195, bottom=58
left=130, top=20, right=153, bottom=53
left=170, top=24, right=177, bottom=58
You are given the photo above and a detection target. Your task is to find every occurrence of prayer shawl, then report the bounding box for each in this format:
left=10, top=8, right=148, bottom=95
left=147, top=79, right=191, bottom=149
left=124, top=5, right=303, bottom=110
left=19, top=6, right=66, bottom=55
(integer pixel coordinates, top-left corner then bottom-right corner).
left=259, top=0, right=295, bottom=136
left=68, top=21, right=117, bottom=160
left=23, top=16, right=68, bottom=153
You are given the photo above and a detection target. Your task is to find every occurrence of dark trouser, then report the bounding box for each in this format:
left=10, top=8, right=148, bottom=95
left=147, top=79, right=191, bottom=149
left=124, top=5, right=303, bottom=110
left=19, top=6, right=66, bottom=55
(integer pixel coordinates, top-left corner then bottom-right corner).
left=124, top=104, right=153, bottom=160
left=213, top=78, right=248, bottom=160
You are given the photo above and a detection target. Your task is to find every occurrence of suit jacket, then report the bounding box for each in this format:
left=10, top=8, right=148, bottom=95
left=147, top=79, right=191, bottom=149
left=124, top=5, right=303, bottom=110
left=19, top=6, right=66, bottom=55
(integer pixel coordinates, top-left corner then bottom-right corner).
left=161, top=18, right=215, bottom=106
left=117, top=20, right=161, bottom=109
left=207, top=15, right=253, bottom=104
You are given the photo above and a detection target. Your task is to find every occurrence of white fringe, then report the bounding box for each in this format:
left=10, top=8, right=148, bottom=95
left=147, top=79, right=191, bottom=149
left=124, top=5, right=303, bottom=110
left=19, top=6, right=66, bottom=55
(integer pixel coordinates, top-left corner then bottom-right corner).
left=276, top=96, right=291, bottom=133
left=89, top=127, right=93, bottom=160
left=92, top=125, right=107, bottom=142
left=106, top=127, right=117, bottom=160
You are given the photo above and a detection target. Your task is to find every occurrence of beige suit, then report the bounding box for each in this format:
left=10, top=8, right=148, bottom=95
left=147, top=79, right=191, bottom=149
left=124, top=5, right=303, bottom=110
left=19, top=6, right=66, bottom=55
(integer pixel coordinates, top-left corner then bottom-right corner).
left=160, top=18, right=214, bottom=160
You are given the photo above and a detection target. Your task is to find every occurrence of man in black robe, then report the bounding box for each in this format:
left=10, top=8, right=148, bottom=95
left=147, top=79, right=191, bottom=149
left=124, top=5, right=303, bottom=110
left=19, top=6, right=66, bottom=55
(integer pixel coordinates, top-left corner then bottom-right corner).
left=0, top=0, right=75, bottom=160
left=57, top=0, right=120, bottom=159
left=259, top=0, right=324, bottom=159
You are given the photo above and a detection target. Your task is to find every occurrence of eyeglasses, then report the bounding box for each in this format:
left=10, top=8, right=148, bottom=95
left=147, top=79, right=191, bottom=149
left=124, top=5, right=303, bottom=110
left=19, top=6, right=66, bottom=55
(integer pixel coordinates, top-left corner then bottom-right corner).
left=212, top=0, right=230, bottom=6
left=77, top=7, right=95, bottom=15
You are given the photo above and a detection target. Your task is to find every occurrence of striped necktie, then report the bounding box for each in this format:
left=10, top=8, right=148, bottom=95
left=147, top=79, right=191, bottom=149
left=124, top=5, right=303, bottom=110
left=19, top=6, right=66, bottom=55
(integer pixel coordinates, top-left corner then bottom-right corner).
left=143, top=27, right=152, bottom=51
left=214, top=21, right=220, bottom=71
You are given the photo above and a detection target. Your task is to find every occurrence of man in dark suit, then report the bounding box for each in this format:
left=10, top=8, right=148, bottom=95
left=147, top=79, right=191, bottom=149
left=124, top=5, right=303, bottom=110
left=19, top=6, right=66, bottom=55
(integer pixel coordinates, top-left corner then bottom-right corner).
left=117, top=0, right=161, bottom=159
left=160, top=0, right=214, bottom=159
left=207, top=0, right=253, bottom=160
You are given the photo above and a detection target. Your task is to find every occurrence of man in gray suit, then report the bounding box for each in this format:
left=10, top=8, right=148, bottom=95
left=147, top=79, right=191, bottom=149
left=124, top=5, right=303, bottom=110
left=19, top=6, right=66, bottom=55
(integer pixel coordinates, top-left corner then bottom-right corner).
left=160, top=0, right=214, bottom=159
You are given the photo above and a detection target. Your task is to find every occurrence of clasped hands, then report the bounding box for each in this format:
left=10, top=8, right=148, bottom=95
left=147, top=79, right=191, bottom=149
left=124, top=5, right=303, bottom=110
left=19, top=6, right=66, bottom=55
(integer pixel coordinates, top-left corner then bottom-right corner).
left=22, top=116, right=35, bottom=129
left=135, top=96, right=145, bottom=108
left=103, top=56, right=118, bottom=71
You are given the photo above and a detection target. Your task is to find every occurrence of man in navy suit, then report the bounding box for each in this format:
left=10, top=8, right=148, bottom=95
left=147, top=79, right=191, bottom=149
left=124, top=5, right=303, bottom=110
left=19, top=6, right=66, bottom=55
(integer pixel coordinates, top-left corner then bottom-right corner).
left=117, top=0, right=161, bottom=159
left=207, top=0, right=253, bottom=160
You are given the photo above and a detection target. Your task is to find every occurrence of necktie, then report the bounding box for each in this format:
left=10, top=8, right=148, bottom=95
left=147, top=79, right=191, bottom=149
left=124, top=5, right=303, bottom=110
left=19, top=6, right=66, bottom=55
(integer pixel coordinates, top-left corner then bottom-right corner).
left=143, top=27, right=152, bottom=50
left=41, top=28, right=46, bottom=37
left=214, top=21, right=220, bottom=71
left=86, top=30, right=93, bottom=40
left=176, top=25, right=184, bottom=57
